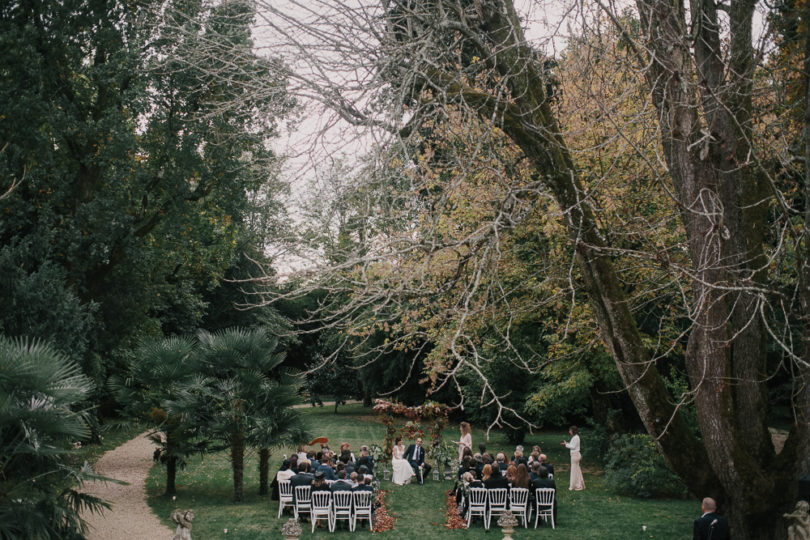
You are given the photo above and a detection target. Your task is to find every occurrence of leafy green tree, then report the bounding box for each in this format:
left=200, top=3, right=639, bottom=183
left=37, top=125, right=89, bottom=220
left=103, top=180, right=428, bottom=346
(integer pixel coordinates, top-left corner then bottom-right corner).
left=0, top=335, right=107, bottom=539
left=111, top=336, right=204, bottom=496
left=0, top=0, right=292, bottom=387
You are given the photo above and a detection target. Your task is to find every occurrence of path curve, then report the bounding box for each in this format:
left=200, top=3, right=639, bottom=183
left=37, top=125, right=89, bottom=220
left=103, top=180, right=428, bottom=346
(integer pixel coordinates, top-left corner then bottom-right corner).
left=79, top=401, right=365, bottom=539
left=81, top=432, right=174, bottom=540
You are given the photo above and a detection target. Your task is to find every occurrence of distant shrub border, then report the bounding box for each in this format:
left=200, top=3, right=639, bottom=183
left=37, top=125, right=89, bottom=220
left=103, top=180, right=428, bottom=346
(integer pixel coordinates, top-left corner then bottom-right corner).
left=604, top=433, right=688, bottom=499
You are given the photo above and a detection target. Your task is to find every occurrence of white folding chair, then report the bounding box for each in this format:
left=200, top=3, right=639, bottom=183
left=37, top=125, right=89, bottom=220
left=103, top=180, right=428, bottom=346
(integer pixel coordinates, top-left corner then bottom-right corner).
left=534, top=487, right=555, bottom=529
left=278, top=480, right=294, bottom=518
left=310, top=491, right=332, bottom=533
left=293, top=485, right=311, bottom=521
left=466, top=487, right=487, bottom=528
left=509, top=487, right=530, bottom=528
left=352, top=490, right=374, bottom=531
left=486, top=488, right=509, bottom=530
left=331, top=490, right=354, bottom=531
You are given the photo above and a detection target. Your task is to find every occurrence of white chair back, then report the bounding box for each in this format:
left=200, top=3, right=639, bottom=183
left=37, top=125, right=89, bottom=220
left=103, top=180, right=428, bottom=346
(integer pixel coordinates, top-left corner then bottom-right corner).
left=278, top=480, right=294, bottom=518
left=509, top=487, right=530, bottom=528
left=310, top=490, right=332, bottom=533
left=311, top=490, right=332, bottom=510
left=534, top=487, right=556, bottom=529
left=466, top=487, right=488, bottom=528
left=293, top=485, right=312, bottom=520
left=352, top=490, right=374, bottom=532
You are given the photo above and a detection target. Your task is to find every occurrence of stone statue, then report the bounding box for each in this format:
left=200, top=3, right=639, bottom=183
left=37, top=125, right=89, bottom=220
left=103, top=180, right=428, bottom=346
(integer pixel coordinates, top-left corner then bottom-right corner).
left=170, top=509, right=195, bottom=540
left=784, top=500, right=810, bottom=540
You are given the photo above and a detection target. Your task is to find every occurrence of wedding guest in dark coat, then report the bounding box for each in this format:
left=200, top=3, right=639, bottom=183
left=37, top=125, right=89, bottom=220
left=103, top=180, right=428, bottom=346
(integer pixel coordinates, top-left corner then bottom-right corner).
left=290, top=461, right=314, bottom=503
left=316, top=457, right=337, bottom=480
left=693, top=497, right=729, bottom=540
left=353, top=476, right=374, bottom=492
left=484, top=465, right=510, bottom=491
left=330, top=470, right=353, bottom=492
left=538, top=453, right=554, bottom=476
left=357, top=446, right=374, bottom=474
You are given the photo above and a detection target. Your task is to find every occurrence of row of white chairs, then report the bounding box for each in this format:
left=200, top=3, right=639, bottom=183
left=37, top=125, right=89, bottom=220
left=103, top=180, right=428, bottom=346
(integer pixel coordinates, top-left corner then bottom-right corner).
left=278, top=481, right=374, bottom=532
left=464, top=487, right=555, bottom=530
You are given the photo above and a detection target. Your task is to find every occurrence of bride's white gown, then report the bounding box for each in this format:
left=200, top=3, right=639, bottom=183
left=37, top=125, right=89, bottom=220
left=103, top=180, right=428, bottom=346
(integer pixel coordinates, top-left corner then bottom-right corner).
left=391, top=444, right=414, bottom=485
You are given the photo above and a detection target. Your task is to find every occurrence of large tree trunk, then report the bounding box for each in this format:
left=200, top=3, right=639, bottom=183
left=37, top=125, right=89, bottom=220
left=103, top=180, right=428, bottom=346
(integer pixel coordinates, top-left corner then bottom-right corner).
left=259, top=447, right=270, bottom=496
left=231, top=429, right=245, bottom=502
left=165, top=455, right=178, bottom=497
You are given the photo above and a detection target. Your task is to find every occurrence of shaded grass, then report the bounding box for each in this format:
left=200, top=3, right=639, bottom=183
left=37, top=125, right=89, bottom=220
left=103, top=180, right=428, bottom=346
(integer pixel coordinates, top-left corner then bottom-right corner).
left=146, top=405, right=694, bottom=538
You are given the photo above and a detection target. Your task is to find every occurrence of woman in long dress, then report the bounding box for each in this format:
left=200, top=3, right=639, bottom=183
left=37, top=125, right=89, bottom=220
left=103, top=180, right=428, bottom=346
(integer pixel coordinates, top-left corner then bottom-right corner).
left=561, top=425, right=585, bottom=490
left=391, top=436, right=415, bottom=485
left=454, top=421, right=472, bottom=462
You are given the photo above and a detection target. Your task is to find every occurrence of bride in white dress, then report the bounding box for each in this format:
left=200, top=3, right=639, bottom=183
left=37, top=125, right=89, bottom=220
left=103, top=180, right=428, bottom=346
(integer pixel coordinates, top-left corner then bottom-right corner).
left=391, top=436, right=414, bottom=485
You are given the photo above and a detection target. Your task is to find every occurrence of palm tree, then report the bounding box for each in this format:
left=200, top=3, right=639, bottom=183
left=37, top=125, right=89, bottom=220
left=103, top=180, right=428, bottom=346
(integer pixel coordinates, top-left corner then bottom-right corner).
left=0, top=335, right=107, bottom=539
left=196, top=327, right=306, bottom=501
left=111, top=336, right=204, bottom=496
left=249, top=373, right=310, bottom=495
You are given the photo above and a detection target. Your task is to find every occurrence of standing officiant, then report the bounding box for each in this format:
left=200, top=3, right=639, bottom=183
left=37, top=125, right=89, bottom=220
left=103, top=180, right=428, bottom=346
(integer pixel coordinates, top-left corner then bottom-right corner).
left=405, top=437, right=431, bottom=484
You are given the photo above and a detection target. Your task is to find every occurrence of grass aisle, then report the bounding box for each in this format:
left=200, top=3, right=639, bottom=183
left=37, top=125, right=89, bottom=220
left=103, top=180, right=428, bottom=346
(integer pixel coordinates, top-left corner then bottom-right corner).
left=146, top=404, right=694, bottom=539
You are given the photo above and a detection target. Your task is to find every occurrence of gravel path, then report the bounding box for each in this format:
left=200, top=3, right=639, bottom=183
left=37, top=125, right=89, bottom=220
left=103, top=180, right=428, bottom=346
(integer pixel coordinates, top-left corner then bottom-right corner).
left=81, top=432, right=174, bottom=540
left=78, top=401, right=364, bottom=539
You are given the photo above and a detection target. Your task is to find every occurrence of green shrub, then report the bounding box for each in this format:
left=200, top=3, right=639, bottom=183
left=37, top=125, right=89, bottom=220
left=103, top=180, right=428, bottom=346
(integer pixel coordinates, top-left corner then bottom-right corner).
left=604, top=433, right=688, bottom=498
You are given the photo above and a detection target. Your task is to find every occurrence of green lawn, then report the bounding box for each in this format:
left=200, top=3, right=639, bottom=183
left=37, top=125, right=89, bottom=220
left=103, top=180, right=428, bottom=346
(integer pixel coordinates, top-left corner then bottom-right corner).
left=145, top=404, right=695, bottom=539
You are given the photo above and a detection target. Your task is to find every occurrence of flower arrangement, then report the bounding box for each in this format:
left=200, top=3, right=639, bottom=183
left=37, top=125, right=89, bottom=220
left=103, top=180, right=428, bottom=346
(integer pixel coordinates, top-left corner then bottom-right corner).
left=374, top=399, right=455, bottom=460
left=371, top=489, right=395, bottom=532
left=443, top=489, right=467, bottom=529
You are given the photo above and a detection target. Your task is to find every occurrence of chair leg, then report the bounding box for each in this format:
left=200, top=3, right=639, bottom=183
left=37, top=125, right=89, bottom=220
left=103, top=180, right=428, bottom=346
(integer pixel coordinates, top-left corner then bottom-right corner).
left=534, top=507, right=539, bottom=528
left=550, top=513, right=555, bottom=530
left=278, top=502, right=282, bottom=519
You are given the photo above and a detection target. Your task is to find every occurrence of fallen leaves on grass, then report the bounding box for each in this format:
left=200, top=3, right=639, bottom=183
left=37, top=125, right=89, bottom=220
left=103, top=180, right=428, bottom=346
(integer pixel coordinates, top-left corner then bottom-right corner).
left=372, top=489, right=395, bottom=533
left=444, top=489, right=467, bottom=529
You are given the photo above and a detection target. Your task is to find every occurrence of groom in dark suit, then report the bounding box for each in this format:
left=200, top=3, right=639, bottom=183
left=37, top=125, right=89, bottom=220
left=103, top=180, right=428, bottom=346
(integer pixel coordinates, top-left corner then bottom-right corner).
left=693, top=497, right=729, bottom=540
left=404, top=437, right=432, bottom=484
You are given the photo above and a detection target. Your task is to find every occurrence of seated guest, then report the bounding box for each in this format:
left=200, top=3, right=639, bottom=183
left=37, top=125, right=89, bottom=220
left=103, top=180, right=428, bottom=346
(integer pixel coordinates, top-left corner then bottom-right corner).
left=353, top=475, right=374, bottom=492
left=538, top=453, right=554, bottom=476
left=357, top=446, right=374, bottom=474
left=288, top=454, right=299, bottom=473
left=529, top=451, right=541, bottom=466
left=531, top=466, right=557, bottom=522
left=331, top=470, right=353, bottom=492
left=505, top=464, right=518, bottom=485
left=512, top=445, right=524, bottom=462
left=530, top=461, right=542, bottom=481
left=481, top=464, right=493, bottom=483
left=340, top=442, right=356, bottom=463
left=495, top=452, right=508, bottom=473
left=484, top=465, right=510, bottom=491
left=316, top=457, right=337, bottom=480
left=514, top=448, right=528, bottom=467
left=357, top=464, right=373, bottom=481
left=405, top=437, right=432, bottom=484
left=296, top=444, right=307, bottom=462
left=277, top=459, right=296, bottom=482
left=473, top=453, right=485, bottom=479
left=311, top=470, right=331, bottom=492
left=513, top=463, right=531, bottom=490
left=458, top=455, right=472, bottom=480
left=290, top=461, right=314, bottom=502
left=478, top=442, right=487, bottom=455
left=348, top=472, right=359, bottom=488
left=341, top=451, right=357, bottom=474
left=307, top=451, right=320, bottom=469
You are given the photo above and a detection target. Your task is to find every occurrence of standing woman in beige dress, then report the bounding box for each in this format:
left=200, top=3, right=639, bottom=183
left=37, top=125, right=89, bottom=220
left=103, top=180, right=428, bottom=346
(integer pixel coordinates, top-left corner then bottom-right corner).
left=454, top=422, right=472, bottom=462
left=561, top=425, right=585, bottom=490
